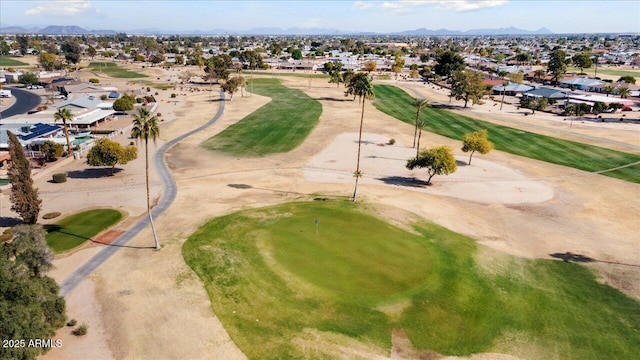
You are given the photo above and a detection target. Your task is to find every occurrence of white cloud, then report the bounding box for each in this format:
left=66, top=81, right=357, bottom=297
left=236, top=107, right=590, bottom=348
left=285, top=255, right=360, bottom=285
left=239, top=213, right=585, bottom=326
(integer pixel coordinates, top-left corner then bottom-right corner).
left=352, top=1, right=375, bottom=10
left=353, top=0, right=508, bottom=13
left=25, top=0, right=99, bottom=17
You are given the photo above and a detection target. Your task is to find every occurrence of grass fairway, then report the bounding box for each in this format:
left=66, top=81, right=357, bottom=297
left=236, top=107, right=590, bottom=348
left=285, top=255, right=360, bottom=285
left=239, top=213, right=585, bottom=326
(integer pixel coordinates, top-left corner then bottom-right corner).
left=45, top=209, right=122, bottom=253
left=88, top=62, right=147, bottom=78
left=566, top=65, right=640, bottom=78
left=202, top=78, right=321, bottom=156
left=183, top=201, right=640, bottom=359
left=373, top=85, right=640, bottom=183
left=0, top=56, right=28, bottom=66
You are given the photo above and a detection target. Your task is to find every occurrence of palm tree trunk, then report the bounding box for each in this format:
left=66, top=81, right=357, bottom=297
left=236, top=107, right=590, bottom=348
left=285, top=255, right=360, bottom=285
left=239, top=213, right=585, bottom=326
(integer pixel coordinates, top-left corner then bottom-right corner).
left=413, top=110, right=419, bottom=148
left=416, top=129, right=422, bottom=158
left=62, top=119, right=72, bottom=157
left=469, top=150, right=475, bottom=165
left=353, top=98, right=365, bottom=202
left=145, top=139, right=159, bottom=249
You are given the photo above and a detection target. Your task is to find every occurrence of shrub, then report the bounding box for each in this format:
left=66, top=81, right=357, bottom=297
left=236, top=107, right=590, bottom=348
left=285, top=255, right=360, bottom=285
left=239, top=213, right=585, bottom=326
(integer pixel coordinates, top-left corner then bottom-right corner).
left=0, top=233, right=11, bottom=242
left=72, top=324, right=88, bottom=336
left=170, top=93, right=177, bottom=98
left=66, top=319, right=77, bottom=327
left=42, top=212, right=62, bottom=220
left=89, top=78, right=100, bottom=84
left=52, top=173, right=67, bottom=183
left=100, top=94, right=108, bottom=100
left=388, top=138, right=396, bottom=145
left=113, top=97, right=134, bottom=111
left=2, top=228, right=11, bottom=235
left=136, top=97, right=144, bottom=103
left=146, top=87, right=151, bottom=92
left=156, top=112, right=162, bottom=117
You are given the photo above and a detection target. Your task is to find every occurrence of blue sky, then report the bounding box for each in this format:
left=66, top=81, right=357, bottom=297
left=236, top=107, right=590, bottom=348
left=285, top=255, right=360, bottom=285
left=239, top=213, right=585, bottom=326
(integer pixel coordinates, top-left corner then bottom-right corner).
left=1, top=0, right=638, bottom=33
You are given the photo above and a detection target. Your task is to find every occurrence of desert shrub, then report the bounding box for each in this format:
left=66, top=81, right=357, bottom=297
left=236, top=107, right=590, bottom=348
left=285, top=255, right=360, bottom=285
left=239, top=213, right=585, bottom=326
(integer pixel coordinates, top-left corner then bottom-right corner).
left=89, top=78, right=100, bottom=84
left=42, top=212, right=62, bottom=220
left=52, top=173, right=67, bottom=183
left=156, top=112, right=162, bottom=117
left=389, top=138, right=396, bottom=145
left=3, top=228, right=11, bottom=235
left=170, top=93, right=177, bottom=98
left=146, top=87, right=151, bottom=92
left=100, top=94, right=108, bottom=100
left=72, top=324, right=88, bottom=336
left=0, top=233, right=11, bottom=242
left=66, top=319, right=77, bottom=327
left=136, top=97, right=144, bottom=103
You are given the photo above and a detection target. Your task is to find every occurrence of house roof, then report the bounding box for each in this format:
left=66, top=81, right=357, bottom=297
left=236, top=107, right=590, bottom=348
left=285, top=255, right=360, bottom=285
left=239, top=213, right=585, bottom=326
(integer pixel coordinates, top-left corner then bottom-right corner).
left=493, top=83, right=534, bottom=93
left=524, top=87, right=569, bottom=99
left=19, top=123, right=62, bottom=141
left=561, top=77, right=605, bottom=87
left=54, top=96, right=103, bottom=109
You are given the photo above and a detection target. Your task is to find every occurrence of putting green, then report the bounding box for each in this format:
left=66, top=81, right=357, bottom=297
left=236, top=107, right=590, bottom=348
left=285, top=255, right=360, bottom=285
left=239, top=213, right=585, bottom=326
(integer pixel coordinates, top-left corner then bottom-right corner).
left=270, top=205, right=430, bottom=302
left=183, top=201, right=640, bottom=359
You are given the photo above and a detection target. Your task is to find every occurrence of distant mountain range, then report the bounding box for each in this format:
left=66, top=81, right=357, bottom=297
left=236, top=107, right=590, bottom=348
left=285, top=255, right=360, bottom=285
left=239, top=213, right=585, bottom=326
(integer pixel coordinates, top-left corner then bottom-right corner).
left=0, top=24, right=555, bottom=36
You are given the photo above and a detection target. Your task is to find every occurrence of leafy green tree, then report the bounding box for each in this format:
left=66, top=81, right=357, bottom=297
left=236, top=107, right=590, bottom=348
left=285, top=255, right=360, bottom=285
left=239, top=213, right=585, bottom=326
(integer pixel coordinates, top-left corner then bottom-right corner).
left=54, top=108, right=74, bottom=157
left=39, top=52, right=57, bottom=71
left=113, top=97, right=134, bottom=111
left=617, top=76, right=636, bottom=84
left=520, top=96, right=548, bottom=114
left=406, top=145, right=458, bottom=185
left=40, top=140, right=64, bottom=162
left=221, top=76, right=245, bottom=100
left=516, top=52, right=532, bottom=64
left=450, top=70, right=488, bottom=108
left=392, top=51, right=405, bottom=79
left=345, top=72, right=375, bottom=201
left=363, top=60, right=377, bottom=73
left=19, top=72, right=39, bottom=85
left=291, top=48, right=303, bottom=60
left=572, top=52, right=593, bottom=73
left=547, top=49, right=567, bottom=85
left=0, top=225, right=66, bottom=360
left=61, top=40, right=81, bottom=67
left=592, top=101, right=608, bottom=116
left=411, top=97, right=429, bottom=148
left=434, top=50, right=465, bottom=78
left=131, top=108, right=160, bottom=249
left=205, top=54, right=232, bottom=83
left=86, top=138, right=138, bottom=175
left=87, top=45, right=97, bottom=59
left=608, top=102, right=624, bottom=111
left=7, top=132, right=42, bottom=224
left=462, top=129, right=494, bottom=165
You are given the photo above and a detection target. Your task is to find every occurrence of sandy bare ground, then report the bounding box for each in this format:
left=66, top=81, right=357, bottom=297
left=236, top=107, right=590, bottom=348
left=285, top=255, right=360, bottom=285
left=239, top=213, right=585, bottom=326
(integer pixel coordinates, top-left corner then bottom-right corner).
left=13, top=63, right=636, bottom=359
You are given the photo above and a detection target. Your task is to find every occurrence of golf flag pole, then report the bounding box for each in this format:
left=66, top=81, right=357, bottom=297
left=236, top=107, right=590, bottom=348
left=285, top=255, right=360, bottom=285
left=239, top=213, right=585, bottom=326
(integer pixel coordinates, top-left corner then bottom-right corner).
left=315, top=218, right=319, bottom=235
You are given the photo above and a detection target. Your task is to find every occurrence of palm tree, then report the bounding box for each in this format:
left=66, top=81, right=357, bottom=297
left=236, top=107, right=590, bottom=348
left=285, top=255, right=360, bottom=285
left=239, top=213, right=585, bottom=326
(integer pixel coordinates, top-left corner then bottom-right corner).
left=415, top=118, right=427, bottom=157
left=603, top=85, right=615, bottom=97
left=533, top=69, right=545, bottom=83
left=345, top=72, right=375, bottom=202
left=411, top=97, right=429, bottom=148
left=53, top=108, right=74, bottom=157
left=617, top=87, right=631, bottom=99
left=131, top=108, right=161, bottom=249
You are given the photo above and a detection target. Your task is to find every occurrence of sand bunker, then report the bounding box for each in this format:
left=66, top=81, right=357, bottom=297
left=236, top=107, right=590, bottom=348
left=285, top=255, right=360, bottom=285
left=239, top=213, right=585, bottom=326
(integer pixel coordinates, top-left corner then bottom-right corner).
left=304, top=133, right=554, bottom=205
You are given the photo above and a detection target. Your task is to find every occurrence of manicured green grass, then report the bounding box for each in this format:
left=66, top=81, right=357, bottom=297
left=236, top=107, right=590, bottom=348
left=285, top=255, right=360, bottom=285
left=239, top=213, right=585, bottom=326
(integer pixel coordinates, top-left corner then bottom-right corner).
left=45, top=209, right=122, bottom=253
left=0, top=56, right=28, bottom=66
left=373, top=84, right=640, bottom=183
left=566, top=65, right=640, bottom=79
left=88, top=62, right=147, bottom=78
left=245, top=70, right=329, bottom=79
left=202, top=78, right=322, bottom=156
left=131, top=80, right=175, bottom=90
left=183, top=201, right=640, bottom=359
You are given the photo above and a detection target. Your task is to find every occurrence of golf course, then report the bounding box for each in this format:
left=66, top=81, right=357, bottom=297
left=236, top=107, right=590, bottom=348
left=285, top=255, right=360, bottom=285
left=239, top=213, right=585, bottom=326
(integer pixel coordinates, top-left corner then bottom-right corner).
left=183, top=201, right=640, bottom=360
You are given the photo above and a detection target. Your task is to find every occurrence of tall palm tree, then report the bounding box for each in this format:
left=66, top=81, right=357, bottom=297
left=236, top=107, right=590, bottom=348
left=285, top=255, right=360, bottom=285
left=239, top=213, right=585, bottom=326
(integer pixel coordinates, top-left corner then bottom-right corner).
left=53, top=108, right=74, bottom=157
left=345, top=72, right=375, bottom=202
left=415, top=118, right=427, bottom=157
left=411, top=97, right=429, bottom=148
left=131, top=108, right=161, bottom=249
left=617, top=87, right=631, bottom=99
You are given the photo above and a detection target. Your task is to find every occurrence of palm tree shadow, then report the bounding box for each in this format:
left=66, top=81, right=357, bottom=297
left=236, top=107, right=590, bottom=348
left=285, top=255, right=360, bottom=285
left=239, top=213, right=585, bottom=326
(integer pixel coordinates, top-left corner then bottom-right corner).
left=44, top=227, right=154, bottom=249
left=316, top=97, right=351, bottom=102
left=550, top=252, right=640, bottom=268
